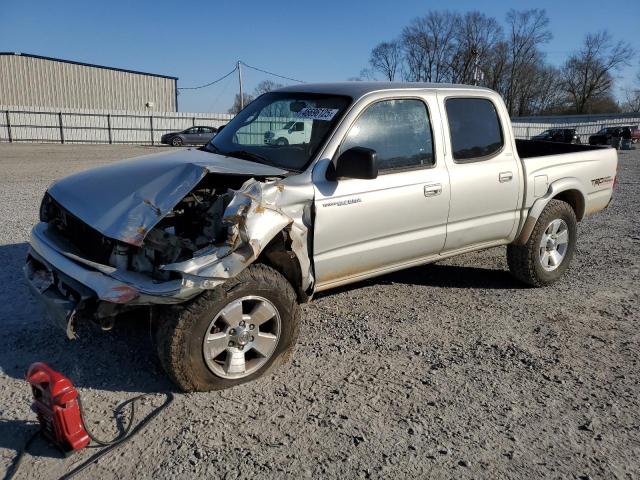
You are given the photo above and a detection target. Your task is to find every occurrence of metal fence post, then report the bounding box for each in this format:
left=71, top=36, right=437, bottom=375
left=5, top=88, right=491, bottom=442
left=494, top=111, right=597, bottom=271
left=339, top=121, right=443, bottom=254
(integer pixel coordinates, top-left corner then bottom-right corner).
left=149, top=116, right=154, bottom=145
left=107, top=114, right=112, bottom=144
left=192, top=117, right=195, bottom=127
left=5, top=110, right=12, bottom=143
left=58, top=112, right=65, bottom=144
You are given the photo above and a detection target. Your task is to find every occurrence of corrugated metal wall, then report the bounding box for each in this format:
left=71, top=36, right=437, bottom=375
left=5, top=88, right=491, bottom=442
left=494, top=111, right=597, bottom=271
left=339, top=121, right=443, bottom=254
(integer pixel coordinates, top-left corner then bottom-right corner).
left=0, top=54, right=177, bottom=111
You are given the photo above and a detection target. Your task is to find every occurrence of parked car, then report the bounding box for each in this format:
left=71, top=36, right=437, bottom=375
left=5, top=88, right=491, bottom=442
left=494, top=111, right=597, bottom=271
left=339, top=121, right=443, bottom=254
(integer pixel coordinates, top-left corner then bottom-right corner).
left=531, top=128, right=581, bottom=144
left=264, top=120, right=312, bottom=145
left=25, top=83, right=618, bottom=392
left=161, top=126, right=217, bottom=146
left=588, top=125, right=640, bottom=145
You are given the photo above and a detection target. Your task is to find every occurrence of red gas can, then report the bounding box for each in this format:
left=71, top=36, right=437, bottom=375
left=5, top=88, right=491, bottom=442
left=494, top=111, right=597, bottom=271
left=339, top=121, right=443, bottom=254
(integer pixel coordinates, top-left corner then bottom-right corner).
left=26, top=362, right=90, bottom=453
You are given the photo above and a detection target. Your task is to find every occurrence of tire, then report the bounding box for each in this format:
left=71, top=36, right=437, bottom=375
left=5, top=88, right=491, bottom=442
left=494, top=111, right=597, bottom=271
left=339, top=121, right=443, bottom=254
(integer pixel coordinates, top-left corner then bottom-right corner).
left=275, top=137, right=289, bottom=146
left=156, top=264, right=300, bottom=392
left=171, top=136, right=183, bottom=147
left=507, top=199, right=577, bottom=287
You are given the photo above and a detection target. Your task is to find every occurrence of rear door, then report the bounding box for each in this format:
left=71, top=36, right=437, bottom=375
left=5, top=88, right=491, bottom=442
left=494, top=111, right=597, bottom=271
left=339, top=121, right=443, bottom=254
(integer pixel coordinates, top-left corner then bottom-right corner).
left=438, top=94, right=521, bottom=251
left=312, top=93, right=450, bottom=287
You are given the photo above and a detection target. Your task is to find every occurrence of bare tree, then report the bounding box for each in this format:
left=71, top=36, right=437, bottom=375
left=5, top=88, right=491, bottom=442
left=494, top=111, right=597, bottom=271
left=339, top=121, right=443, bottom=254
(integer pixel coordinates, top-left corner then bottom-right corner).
left=450, top=11, right=503, bottom=84
left=483, top=40, right=509, bottom=92
left=562, top=31, right=634, bottom=114
left=400, top=11, right=459, bottom=82
left=503, top=9, right=552, bottom=115
left=347, top=68, right=376, bottom=81
left=228, top=80, right=285, bottom=114
left=369, top=41, right=401, bottom=81
left=253, top=80, right=283, bottom=95
left=228, top=93, right=255, bottom=115
left=622, top=80, right=640, bottom=112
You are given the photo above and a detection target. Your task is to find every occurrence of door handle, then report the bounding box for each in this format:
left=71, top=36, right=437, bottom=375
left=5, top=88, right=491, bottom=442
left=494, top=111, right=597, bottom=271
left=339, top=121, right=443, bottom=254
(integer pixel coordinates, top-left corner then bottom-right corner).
left=499, top=171, right=513, bottom=183
left=424, top=183, right=442, bottom=197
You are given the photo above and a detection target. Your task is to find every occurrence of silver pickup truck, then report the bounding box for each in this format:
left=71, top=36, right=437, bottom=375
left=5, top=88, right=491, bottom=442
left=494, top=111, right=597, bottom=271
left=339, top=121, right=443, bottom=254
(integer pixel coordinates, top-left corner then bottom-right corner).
left=25, top=82, right=618, bottom=391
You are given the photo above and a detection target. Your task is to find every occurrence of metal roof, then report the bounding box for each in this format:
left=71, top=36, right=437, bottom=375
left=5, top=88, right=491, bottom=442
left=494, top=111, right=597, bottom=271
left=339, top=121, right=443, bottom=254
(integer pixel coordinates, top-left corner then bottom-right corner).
left=0, top=52, right=178, bottom=80
left=276, top=81, right=492, bottom=99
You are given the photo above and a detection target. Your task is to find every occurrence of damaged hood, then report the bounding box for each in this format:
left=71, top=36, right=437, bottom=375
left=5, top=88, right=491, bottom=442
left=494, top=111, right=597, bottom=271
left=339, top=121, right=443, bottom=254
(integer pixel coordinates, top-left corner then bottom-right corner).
left=47, top=149, right=288, bottom=246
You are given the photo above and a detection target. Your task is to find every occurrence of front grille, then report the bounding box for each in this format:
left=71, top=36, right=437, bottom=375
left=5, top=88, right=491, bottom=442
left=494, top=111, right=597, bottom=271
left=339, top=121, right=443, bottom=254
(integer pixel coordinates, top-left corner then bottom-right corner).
left=41, top=193, right=115, bottom=265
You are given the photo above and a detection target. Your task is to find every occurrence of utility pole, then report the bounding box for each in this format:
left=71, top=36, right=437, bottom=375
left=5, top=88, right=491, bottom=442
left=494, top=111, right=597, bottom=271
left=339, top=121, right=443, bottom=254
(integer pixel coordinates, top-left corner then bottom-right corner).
left=471, top=48, right=481, bottom=86
left=237, top=61, right=244, bottom=111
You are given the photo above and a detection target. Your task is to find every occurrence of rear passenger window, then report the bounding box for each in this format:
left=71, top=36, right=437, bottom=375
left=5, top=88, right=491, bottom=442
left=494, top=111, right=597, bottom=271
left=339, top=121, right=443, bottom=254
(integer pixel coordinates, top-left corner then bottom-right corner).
left=445, top=98, right=503, bottom=161
left=340, top=99, right=434, bottom=172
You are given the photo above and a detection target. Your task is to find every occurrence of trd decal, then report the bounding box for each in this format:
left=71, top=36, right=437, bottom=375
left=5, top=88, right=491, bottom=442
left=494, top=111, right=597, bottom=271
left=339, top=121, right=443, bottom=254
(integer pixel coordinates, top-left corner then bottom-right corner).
left=591, top=176, right=613, bottom=187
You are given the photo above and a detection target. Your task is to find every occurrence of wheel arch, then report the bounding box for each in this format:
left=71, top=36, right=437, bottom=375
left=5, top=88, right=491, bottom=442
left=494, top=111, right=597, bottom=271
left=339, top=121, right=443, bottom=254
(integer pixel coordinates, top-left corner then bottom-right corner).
left=255, top=230, right=310, bottom=304
left=514, top=178, right=586, bottom=245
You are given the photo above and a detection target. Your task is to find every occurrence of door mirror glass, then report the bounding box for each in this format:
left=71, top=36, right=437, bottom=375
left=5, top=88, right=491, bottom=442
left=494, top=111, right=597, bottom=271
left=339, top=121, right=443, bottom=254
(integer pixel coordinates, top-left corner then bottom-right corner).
left=328, top=147, right=378, bottom=180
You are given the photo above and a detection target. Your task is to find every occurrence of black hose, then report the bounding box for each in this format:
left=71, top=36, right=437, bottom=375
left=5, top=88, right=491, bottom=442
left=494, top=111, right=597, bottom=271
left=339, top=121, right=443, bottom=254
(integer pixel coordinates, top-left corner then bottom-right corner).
left=77, top=393, right=140, bottom=445
left=58, top=392, right=174, bottom=480
left=4, top=392, right=174, bottom=480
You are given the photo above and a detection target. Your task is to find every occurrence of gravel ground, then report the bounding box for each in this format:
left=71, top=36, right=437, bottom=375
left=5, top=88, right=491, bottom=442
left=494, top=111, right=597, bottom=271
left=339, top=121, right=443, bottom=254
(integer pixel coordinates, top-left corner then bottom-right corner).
left=0, top=143, right=638, bottom=479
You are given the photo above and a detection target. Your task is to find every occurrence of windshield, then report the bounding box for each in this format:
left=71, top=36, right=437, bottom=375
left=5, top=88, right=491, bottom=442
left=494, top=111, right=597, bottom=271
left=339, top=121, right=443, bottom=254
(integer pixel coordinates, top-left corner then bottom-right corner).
left=205, top=92, right=351, bottom=171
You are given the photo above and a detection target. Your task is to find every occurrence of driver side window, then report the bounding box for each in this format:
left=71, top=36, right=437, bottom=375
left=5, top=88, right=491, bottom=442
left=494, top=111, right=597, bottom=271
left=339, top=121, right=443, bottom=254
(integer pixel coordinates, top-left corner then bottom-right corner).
left=340, top=99, right=434, bottom=172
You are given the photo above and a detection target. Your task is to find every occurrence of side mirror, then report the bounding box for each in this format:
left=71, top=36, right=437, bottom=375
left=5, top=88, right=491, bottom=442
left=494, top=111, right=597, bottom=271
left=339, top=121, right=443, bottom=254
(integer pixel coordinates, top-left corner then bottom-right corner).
left=217, top=124, right=226, bottom=132
left=327, top=147, right=378, bottom=180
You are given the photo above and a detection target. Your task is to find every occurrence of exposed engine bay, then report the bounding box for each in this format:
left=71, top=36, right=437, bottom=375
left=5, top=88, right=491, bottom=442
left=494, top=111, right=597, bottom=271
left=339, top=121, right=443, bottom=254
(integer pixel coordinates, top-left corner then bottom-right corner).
left=110, top=186, right=230, bottom=281
left=37, top=170, right=313, bottom=300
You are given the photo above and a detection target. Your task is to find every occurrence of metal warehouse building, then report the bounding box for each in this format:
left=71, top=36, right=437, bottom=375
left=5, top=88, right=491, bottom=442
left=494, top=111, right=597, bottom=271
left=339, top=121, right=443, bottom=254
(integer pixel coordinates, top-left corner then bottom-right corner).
left=0, top=52, right=178, bottom=111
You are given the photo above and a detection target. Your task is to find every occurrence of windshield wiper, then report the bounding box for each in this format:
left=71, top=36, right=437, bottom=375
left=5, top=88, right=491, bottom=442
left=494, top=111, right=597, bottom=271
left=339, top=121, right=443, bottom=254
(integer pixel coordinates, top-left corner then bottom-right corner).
left=225, top=150, right=272, bottom=165
left=202, top=143, right=223, bottom=154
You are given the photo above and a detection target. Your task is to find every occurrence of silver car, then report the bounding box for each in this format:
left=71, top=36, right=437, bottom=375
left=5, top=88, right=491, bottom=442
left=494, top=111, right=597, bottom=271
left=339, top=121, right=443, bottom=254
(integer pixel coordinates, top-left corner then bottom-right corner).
left=160, top=126, right=217, bottom=147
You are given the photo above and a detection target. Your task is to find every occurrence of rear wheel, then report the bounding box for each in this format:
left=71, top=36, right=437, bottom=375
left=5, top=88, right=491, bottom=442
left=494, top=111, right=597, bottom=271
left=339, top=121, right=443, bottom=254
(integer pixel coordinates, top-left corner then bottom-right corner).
left=507, top=200, right=577, bottom=287
left=171, top=136, right=183, bottom=147
left=156, top=264, right=300, bottom=392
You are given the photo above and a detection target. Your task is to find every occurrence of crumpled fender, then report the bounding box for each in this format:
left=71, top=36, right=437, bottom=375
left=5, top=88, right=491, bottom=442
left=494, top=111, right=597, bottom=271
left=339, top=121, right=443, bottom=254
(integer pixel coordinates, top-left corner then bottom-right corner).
left=161, top=178, right=313, bottom=291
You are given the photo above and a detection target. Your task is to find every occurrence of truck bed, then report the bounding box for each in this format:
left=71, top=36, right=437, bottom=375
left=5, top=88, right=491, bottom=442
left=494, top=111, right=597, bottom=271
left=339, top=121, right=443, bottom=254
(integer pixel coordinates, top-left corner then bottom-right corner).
left=515, top=139, right=607, bottom=159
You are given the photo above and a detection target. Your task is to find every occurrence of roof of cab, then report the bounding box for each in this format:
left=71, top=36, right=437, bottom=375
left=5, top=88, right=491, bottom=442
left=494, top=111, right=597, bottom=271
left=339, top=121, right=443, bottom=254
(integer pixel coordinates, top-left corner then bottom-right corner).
left=275, top=81, right=493, bottom=99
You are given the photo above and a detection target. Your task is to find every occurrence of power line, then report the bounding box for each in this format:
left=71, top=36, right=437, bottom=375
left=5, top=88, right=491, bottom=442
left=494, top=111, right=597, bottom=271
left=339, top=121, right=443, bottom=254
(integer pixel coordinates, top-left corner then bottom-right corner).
left=240, top=61, right=306, bottom=83
left=177, top=66, right=238, bottom=90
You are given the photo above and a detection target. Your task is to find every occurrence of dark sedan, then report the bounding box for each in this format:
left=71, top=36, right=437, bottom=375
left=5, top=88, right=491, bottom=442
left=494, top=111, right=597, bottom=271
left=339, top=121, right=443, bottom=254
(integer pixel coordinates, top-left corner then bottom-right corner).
left=589, top=125, right=640, bottom=145
left=161, top=126, right=218, bottom=147
left=531, top=128, right=581, bottom=144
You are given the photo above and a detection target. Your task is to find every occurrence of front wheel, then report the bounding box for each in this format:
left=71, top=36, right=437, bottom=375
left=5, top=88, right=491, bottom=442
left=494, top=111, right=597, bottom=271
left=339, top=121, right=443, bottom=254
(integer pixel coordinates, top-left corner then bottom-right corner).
left=507, top=199, right=577, bottom=287
left=156, top=264, right=300, bottom=392
left=171, top=136, right=183, bottom=147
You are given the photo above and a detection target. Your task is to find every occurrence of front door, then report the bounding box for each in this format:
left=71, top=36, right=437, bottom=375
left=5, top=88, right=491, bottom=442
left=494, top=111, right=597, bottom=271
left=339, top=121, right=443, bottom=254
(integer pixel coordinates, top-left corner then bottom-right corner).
left=312, top=96, right=450, bottom=287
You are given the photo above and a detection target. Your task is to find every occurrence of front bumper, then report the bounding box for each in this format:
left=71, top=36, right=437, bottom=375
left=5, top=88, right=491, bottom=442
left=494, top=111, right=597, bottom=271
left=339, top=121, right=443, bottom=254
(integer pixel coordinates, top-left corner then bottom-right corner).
left=25, top=223, right=203, bottom=337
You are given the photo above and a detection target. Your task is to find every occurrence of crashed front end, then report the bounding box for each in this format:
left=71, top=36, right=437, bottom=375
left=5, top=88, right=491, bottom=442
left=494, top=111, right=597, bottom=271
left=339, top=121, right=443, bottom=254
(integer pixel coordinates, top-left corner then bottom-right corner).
left=25, top=157, right=312, bottom=339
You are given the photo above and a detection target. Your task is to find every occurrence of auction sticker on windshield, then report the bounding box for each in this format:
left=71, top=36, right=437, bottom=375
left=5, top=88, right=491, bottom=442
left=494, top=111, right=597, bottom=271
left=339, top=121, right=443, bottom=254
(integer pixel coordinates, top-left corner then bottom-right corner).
left=296, top=108, right=339, bottom=121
